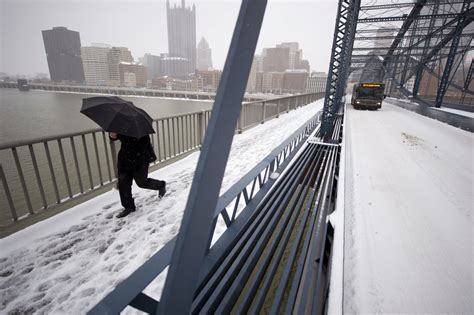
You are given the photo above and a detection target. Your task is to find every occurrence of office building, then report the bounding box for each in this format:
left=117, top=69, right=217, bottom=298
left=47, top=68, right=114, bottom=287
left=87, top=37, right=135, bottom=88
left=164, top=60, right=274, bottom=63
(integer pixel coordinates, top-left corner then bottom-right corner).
left=108, top=47, right=134, bottom=86
left=161, top=57, right=191, bottom=78
left=141, top=53, right=162, bottom=80
left=81, top=43, right=111, bottom=86
left=306, top=72, right=327, bottom=93
left=261, top=72, right=284, bottom=94
left=276, top=42, right=301, bottom=69
left=263, top=47, right=290, bottom=72
left=118, top=62, right=147, bottom=87
left=197, top=69, right=222, bottom=92
left=197, top=37, right=213, bottom=70
left=283, top=70, right=309, bottom=94
left=42, top=26, right=85, bottom=83
left=167, top=0, right=196, bottom=73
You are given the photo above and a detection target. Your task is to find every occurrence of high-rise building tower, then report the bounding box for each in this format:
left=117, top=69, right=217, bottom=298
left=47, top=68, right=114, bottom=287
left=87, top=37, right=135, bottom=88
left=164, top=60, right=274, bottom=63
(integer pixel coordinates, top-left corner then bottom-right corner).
left=197, top=37, right=213, bottom=70
left=166, top=0, right=196, bottom=74
left=81, top=43, right=111, bottom=86
left=42, top=26, right=85, bottom=83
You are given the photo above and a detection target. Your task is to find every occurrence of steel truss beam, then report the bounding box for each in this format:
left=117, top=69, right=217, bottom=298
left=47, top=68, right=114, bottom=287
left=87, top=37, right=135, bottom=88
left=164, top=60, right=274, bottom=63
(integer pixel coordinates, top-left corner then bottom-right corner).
left=435, top=1, right=471, bottom=107
left=383, top=0, right=426, bottom=66
left=352, top=40, right=473, bottom=50
left=158, top=1, right=268, bottom=313
left=356, top=26, right=455, bottom=33
left=461, top=59, right=473, bottom=103
left=360, top=1, right=464, bottom=11
left=355, top=33, right=472, bottom=41
left=396, top=8, right=473, bottom=57
left=321, top=0, right=361, bottom=139
left=358, top=12, right=459, bottom=23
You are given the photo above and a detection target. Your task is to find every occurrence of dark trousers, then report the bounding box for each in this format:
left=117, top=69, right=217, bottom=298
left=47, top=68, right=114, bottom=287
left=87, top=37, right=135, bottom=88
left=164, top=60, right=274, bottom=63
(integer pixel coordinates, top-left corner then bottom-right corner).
left=118, top=164, right=165, bottom=210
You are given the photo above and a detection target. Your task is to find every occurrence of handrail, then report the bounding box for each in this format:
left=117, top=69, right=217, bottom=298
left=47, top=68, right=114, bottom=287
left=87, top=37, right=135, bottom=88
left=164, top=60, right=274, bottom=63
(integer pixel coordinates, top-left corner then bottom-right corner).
left=0, top=92, right=323, bottom=229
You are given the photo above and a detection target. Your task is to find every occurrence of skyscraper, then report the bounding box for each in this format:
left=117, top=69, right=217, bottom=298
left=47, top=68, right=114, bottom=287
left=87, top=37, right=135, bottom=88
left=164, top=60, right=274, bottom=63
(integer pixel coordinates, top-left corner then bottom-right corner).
left=81, top=43, right=111, bottom=86
left=166, top=0, right=196, bottom=74
left=197, top=37, right=213, bottom=70
left=42, top=26, right=85, bottom=83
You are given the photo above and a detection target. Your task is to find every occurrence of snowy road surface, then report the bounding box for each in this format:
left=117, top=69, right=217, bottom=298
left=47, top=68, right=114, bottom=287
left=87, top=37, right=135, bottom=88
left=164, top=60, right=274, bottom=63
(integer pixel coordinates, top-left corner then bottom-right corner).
left=0, top=100, right=323, bottom=314
left=344, top=102, right=473, bottom=313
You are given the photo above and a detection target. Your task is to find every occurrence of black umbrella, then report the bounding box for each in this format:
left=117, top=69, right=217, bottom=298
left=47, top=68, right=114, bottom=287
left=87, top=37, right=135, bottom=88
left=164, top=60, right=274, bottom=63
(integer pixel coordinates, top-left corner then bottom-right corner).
left=80, top=96, right=155, bottom=139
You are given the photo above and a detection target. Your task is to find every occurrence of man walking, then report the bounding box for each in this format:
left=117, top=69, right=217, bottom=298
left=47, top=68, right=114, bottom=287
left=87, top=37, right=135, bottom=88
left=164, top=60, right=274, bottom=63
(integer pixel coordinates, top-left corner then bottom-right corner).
left=110, top=132, right=166, bottom=218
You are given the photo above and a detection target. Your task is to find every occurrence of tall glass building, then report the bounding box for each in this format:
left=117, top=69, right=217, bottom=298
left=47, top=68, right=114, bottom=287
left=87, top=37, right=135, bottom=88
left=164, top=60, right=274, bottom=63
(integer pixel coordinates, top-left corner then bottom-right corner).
left=42, top=27, right=85, bottom=83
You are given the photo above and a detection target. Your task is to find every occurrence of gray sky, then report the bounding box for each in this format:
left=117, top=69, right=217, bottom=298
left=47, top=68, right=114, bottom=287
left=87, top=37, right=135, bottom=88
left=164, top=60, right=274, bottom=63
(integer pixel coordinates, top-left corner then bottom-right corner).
left=0, top=0, right=338, bottom=76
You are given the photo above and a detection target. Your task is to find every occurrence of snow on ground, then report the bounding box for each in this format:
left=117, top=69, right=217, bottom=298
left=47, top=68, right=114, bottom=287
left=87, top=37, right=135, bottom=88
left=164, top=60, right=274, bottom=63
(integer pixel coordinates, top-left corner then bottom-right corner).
left=344, top=103, right=473, bottom=313
left=0, top=100, right=323, bottom=315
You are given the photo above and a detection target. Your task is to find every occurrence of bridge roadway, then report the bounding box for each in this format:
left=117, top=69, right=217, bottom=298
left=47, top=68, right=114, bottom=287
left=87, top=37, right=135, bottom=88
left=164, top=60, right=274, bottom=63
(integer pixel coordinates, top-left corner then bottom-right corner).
left=339, top=99, right=473, bottom=313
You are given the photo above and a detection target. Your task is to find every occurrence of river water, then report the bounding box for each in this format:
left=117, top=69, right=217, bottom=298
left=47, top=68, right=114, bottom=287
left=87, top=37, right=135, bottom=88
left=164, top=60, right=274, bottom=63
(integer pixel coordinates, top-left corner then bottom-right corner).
left=0, top=89, right=212, bottom=144
left=0, top=88, right=213, bottom=227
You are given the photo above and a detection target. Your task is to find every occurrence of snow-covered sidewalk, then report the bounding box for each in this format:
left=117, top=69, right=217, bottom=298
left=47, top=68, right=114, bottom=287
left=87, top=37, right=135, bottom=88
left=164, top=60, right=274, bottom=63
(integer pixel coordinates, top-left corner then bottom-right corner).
left=344, top=103, right=473, bottom=313
left=0, top=100, right=323, bottom=314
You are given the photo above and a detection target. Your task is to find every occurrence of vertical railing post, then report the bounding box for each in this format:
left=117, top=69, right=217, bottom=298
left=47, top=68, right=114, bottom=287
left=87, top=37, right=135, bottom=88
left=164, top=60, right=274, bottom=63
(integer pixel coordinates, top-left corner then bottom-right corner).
left=28, top=144, right=47, bottom=209
left=261, top=101, right=266, bottom=123
left=110, top=140, right=118, bottom=179
left=0, top=163, right=17, bottom=221
left=238, top=105, right=244, bottom=133
left=11, top=147, right=34, bottom=214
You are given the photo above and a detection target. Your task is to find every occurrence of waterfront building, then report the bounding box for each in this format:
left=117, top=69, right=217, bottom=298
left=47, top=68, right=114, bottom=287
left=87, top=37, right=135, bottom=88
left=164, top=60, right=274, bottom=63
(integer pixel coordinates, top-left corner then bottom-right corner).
left=141, top=53, right=162, bottom=80
left=197, top=37, right=213, bottom=70
left=197, top=69, right=222, bottom=92
left=118, top=62, right=147, bottom=87
left=108, top=47, right=134, bottom=86
left=167, top=0, right=196, bottom=73
left=306, top=72, right=327, bottom=93
left=81, top=43, right=111, bottom=86
left=283, top=70, right=309, bottom=94
left=263, top=47, right=290, bottom=72
left=42, top=26, right=85, bottom=83
left=161, top=57, right=191, bottom=78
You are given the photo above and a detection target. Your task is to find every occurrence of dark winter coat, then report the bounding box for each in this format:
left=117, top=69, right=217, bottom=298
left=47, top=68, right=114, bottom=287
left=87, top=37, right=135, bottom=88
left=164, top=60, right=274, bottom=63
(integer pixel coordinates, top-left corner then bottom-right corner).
left=112, top=134, right=156, bottom=171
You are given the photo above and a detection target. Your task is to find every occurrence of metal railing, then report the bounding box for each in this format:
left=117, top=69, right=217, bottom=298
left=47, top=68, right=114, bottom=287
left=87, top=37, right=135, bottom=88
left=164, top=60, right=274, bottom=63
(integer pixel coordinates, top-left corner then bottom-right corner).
left=0, top=92, right=323, bottom=228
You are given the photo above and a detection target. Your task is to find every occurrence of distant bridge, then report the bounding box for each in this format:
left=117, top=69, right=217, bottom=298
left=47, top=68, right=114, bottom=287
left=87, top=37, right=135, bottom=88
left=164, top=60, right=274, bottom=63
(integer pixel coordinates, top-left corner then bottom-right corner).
left=0, top=82, right=265, bottom=102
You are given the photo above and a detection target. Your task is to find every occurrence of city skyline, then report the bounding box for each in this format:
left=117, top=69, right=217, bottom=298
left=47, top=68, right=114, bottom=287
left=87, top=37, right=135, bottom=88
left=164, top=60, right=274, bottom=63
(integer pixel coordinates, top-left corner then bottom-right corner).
left=1, top=0, right=338, bottom=77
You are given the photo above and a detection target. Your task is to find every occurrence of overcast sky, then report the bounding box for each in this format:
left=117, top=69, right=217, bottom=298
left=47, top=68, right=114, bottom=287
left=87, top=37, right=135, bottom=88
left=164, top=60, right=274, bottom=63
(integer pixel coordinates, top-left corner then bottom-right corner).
left=0, top=0, right=338, bottom=76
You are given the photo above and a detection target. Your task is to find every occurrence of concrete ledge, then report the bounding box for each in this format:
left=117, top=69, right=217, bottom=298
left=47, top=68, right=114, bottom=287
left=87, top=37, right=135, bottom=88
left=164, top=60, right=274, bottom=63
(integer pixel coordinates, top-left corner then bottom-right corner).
left=386, top=98, right=474, bottom=132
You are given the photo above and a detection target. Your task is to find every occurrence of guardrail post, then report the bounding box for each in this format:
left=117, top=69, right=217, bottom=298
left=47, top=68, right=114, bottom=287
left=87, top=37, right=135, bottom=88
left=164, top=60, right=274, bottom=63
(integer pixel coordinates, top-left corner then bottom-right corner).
left=261, top=101, right=266, bottom=123
left=110, top=140, right=118, bottom=179
left=238, top=105, right=244, bottom=133
left=12, top=147, right=34, bottom=214
left=0, top=163, right=17, bottom=221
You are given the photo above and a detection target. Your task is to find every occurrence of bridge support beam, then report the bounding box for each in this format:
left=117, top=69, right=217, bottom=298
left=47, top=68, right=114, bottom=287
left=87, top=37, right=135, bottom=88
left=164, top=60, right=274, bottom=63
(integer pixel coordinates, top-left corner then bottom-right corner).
left=321, top=0, right=361, bottom=139
left=435, top=1, right=471, bottom=108
left=158, top=1, right=267, bottom=314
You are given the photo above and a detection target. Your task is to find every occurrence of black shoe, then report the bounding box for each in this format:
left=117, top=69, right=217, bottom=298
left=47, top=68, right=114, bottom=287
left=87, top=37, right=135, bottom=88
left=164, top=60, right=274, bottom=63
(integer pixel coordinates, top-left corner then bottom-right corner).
left=116, top=208, right=135, bottom=218
left=158, top=181, right=167, bottom=198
